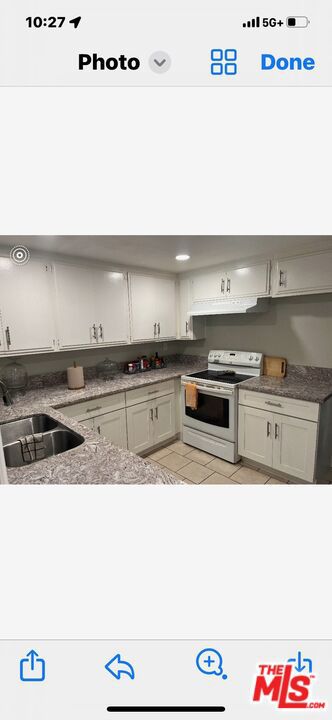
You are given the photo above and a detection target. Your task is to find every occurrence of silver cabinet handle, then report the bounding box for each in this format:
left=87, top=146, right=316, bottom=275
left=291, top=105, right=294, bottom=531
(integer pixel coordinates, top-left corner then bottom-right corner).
left=265, top=401, right=282, bottom=408
left=5, top=326, right=11, bottom=348
left=150, top=408, right=154, bottom=421
left=185, top=321, right=189, bottom=335
left=92, top=324, right=98, bottom=341
left=158, top=322, right=160, bottom=336
left=279, top=270, right=287, bottom=287
left=221, top=278, right=225, bottom=294
left=155, top=406, right=159, bottom=420
left=267, top=421, right=271, bottom=437
left=275, top=423, right=279, bottom=440
left=226, top=278, right=231, bottom=293
left=153, top=323, right=157, bottom=337
left=86, top=406, right=102, bottom=413
left=99, top=324, right=104, bottom=341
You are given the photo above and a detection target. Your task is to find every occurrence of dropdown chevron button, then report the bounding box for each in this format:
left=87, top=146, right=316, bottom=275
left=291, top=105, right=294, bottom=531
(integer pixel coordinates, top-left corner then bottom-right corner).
left=149, top=51, right=172, bottom=73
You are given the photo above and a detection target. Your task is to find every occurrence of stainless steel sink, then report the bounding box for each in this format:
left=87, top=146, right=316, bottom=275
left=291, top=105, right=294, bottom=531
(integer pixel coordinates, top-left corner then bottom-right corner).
left=0, top=414, right=84, bottom=468
left=0, top=414, right=58, bottom=446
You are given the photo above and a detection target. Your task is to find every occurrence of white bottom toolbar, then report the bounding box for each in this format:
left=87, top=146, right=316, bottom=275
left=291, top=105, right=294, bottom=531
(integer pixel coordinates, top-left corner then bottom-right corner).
left=0, top=640, right=330, bottom=718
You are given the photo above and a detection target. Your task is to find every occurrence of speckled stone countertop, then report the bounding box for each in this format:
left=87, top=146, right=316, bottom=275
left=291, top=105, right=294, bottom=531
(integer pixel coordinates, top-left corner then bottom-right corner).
left=241, top=365, right=332, bottom=404
left=0, top=360, right=205, bottom=485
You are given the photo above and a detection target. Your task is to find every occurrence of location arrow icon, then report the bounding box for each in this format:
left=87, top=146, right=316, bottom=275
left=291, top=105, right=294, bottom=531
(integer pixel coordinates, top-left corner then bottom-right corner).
left=69, top=16, right=82, bottom=29
left=105, top=653, right=135, bottom=680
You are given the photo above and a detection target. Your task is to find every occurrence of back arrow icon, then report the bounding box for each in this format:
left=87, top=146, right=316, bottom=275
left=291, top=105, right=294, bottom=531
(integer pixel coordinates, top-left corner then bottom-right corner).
left=105, top=654, right=135, bottom=680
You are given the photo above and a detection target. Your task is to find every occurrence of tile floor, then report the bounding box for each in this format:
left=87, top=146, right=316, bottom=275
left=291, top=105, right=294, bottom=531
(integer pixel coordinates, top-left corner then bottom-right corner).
left=147, top=440, right=292, bottom=485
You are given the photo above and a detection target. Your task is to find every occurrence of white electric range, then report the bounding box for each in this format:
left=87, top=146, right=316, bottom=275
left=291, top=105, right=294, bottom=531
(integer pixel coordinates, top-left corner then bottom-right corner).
left=181, top=350, right=263, bottom=463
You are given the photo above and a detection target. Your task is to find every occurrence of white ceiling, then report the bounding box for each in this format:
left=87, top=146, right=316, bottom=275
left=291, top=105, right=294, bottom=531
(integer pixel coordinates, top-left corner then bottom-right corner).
left=1, top=236, right=332, bottom=273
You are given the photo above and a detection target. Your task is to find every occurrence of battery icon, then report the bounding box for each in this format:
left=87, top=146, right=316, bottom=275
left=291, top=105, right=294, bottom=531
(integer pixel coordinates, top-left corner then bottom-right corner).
left=286, top=16, right=310, bottom=28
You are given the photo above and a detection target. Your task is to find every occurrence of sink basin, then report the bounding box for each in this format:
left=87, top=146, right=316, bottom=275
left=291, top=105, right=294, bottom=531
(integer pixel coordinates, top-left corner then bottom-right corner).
left=0, top=414, right=58, bottom=446
left=0, top=414, right=84, bottom=468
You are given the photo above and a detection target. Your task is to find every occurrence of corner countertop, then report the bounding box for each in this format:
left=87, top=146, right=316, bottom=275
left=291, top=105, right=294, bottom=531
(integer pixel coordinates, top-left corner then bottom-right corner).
left=0, top=360, right=205, bottom=486
left=240, top=365, right=332, bottom=405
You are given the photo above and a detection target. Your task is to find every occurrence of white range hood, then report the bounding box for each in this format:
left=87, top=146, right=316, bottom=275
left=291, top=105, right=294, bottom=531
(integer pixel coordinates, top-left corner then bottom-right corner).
left=188, top=297, right=270, bottom=316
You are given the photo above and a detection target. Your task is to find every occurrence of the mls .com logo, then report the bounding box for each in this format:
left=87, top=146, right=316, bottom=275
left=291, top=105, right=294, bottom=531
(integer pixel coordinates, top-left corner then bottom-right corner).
left=252, top=653, right=326, bottom=710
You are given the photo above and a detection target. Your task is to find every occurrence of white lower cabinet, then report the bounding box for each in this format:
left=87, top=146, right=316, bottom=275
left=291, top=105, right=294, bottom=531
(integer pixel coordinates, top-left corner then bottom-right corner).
left=238, top=393, right=319, bottom=483
left=272, top=412, right=317, bottom=481
left=238, top=406, right=273, bottom=467
left=153, top=394, right=176, bottom=446
left=126, top=402, right=154, bottom=454
left=127, top=393, right=176, bottom=454
left=80, top=409, right=128, bottom=449
left=80, top=418, right=95, bottom=430
left=61, top=381, right=178, bottom=456
left=95, top=409, right=128, bottom=448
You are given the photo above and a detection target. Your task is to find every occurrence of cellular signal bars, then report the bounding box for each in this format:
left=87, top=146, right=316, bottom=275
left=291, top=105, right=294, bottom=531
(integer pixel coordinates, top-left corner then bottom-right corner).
left=243, top=17, right=260, bottom=28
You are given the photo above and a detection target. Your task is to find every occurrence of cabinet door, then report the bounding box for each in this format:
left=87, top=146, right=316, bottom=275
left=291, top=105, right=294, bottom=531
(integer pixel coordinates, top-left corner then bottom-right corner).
left=79, top=418, right=95, bottom=430
left=126, top=401, right=154, bottom=454
left=226, top=262, right=270, bottom=298
left=191, top=271, right=224, bottom=301
left=130, top=274, right=177, bottom=342
left=95, top=271, right=129, bottom=345
left=0, top=259, right=56, bottom=353
left=272, top=413, right=317, bottom=482
left=179, top=277, right=191, bottom=338
left=95, top=409, right=128, bottom=449
left=274, top=251, right=332, bottom=297
left=238, top=405, right=273, bottom=466
left=157, top=277, right=177, bottom=340
left=154, top=394, right=176, bottom=445
left=178, top=278, right=205, bottom=340
left=54, top=263, right=97, bottom=348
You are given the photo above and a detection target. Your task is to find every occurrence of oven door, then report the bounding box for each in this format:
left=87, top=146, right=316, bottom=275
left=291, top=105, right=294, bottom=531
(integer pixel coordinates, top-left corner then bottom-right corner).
left=181, top=382, right=236, bottom=442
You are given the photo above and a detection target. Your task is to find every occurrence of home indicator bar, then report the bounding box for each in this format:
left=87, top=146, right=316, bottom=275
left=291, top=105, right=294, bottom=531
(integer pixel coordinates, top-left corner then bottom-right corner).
left=106, top=707, right=226, bottom=713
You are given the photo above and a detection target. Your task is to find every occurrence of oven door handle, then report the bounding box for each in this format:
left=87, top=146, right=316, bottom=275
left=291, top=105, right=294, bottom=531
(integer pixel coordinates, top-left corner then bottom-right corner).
left=181, top=382, right=233, bottom=397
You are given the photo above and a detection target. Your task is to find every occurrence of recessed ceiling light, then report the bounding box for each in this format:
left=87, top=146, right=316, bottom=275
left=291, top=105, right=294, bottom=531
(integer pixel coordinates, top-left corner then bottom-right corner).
left=175, top=254, right=190, bottom=262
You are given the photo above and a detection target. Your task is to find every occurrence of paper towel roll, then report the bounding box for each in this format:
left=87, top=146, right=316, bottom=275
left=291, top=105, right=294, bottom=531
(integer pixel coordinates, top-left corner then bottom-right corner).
left=67, top=365, right=85, bottom=390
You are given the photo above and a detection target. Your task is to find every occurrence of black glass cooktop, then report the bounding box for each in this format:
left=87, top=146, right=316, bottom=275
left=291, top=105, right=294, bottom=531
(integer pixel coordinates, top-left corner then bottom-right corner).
left=186, top=370, right=253, bottom=385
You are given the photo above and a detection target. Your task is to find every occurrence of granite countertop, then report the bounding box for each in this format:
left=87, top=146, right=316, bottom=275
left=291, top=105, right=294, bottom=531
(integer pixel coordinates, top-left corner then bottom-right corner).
left=241, top=365, right=332, bottom=404
left=0, top=360, right=205, bottom=486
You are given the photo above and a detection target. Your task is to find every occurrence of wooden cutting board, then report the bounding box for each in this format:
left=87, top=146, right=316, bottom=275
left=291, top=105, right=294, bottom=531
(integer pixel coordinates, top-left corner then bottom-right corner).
left=263, top=356, right=287, bottom=378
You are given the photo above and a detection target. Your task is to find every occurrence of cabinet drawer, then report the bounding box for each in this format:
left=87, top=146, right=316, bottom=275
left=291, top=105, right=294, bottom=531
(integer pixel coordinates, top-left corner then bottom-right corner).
left=239, top=389, right=319, bottom=423
left=126, top=380, right=175, bottom=407
left=59, top=392, right=126, bottom=420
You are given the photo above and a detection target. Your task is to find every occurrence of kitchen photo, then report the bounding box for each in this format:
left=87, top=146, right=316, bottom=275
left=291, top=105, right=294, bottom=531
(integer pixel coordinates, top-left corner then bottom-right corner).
left=1, top=235, right=332, bottom=487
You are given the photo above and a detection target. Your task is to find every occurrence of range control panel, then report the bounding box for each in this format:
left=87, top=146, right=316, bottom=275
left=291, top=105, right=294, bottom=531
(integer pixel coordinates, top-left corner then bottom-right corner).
left=208, top=350, right=263, bottom=368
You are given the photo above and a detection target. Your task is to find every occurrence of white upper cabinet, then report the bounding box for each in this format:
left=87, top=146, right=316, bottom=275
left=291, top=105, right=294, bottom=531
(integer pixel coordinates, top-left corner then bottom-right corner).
left=273, top=251, right=332, bottom=297
left=178, top=277, right=205, bottom=340
left=54, top=263, right=97, bottom=348
left=54, top=264, right=129, bottom=349
left=0, top=259, right=56, bottom=354
left=191, top=262, right=270, bottom=301
left=226, top=262, right=270, bottom=298
left=94, top=271, right=129, bottom=345
left=129, top=274, right=177, bottom=342
left=191, top=271, right=224, bottom=302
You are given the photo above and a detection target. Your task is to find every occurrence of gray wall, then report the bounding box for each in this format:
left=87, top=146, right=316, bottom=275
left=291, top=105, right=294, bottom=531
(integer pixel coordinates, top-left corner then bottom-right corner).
left=183, top=294, right=332, bottom=368
left=0, top=341, right=183, bottom=378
